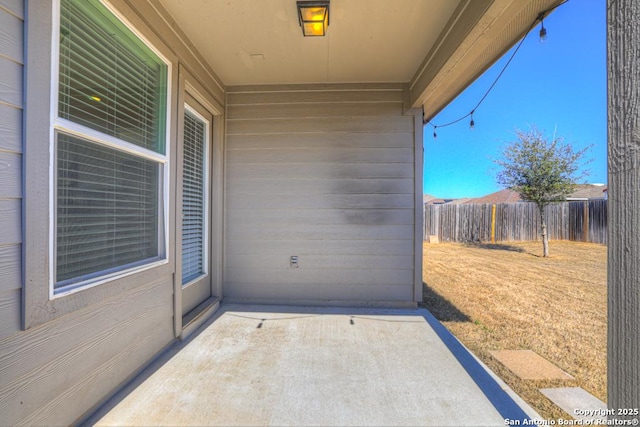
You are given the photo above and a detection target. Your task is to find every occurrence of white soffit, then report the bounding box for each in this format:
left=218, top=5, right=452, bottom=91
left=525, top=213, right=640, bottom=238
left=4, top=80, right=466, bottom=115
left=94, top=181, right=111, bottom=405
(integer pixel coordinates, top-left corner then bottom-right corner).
left=156, top=0, right=461, bottom=85
left=414, top=0, right=565, bottom=115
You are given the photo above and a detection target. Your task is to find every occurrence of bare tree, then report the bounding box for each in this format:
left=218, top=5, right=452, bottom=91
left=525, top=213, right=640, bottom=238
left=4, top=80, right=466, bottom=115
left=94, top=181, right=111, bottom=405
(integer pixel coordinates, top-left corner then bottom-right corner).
left=494, top=127, right=592, bottom=256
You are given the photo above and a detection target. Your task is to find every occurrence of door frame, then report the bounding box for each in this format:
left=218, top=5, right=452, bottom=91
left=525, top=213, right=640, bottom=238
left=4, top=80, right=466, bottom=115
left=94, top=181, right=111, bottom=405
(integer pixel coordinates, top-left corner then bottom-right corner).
left=174, top=65, right=224, bottom=338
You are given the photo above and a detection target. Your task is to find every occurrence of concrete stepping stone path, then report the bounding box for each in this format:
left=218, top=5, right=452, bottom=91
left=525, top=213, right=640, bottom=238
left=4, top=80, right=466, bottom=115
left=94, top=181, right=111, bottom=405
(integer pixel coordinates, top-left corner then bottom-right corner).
left=540, top=387, right=608, bottom=422
left=489, top=349, right=574, bottom=380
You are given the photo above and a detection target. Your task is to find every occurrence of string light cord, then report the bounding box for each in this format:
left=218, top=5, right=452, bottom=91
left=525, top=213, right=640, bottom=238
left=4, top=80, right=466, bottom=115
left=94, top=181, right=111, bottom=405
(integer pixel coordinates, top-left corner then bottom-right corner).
left=424, top=0, right=569, bottom=137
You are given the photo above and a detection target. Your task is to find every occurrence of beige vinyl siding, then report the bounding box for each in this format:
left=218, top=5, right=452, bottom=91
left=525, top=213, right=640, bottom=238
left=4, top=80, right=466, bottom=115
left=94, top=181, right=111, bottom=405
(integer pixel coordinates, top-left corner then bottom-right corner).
left=0, top=1, right=23, bottom=339
left=0, top=244, right=20, bottom=291
left=0, top=0, right=225, bottom=425
left=0, top=279, right=173, bottom=426
left=0, top=0, right=22, bottom=18
left=225, top=85, right=418, bottom=304
left=0, top=103, right=21, bottom=152
left=0, top=56, right=21, bottom=106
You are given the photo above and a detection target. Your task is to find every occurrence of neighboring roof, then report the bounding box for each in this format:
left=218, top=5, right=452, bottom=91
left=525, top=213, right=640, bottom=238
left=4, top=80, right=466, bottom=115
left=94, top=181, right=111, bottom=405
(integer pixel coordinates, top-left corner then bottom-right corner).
left=448, top=198, right=474, bottom=205
left=423, top=194, right=437, bottom=204
left=468, top=188, right=522, bottom=204
left=427, top=198, right=447, bottom=205
left=568, top=184, right=607, bottom=200
left=467, top=185, right=608, bottom=204
left=423, top=196, right=473, bottom=205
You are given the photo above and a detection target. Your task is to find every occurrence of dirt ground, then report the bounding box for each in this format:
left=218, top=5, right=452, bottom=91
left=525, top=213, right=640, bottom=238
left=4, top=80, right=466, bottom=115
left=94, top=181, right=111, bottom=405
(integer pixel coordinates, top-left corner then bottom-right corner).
left=422, top=240, right=607, bottom=421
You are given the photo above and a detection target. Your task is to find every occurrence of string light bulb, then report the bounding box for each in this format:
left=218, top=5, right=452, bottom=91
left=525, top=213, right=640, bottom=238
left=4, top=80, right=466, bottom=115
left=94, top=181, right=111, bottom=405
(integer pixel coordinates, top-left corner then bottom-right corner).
left=469, top=111, right=475, bottom=130
left=433, top=127, right=437, bottom=140
left=539, top=20, right=547, bottom=43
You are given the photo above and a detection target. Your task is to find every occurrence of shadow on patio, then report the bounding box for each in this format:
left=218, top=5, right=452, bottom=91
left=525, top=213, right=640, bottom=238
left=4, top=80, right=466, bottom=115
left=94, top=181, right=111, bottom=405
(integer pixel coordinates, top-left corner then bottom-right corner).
left=86, top=304, right=538, bottom=426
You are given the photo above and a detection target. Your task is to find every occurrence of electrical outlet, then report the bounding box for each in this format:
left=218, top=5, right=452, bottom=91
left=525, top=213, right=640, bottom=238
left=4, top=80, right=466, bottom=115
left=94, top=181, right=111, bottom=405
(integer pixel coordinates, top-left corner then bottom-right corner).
left=290, top=256, right=298, bottom=268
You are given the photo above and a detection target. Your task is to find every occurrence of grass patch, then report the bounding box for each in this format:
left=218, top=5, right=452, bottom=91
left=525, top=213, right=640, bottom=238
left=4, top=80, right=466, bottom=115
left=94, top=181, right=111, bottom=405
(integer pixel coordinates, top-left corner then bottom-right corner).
left=422, top=240, right=606, bottom=420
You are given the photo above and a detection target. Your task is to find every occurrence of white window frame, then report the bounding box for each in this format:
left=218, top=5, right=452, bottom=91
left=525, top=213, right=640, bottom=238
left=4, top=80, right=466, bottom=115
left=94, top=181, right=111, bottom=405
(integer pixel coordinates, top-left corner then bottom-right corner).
left=48, top=0, right=172, bottom=298
left=181, top=104, right=211, bottom=288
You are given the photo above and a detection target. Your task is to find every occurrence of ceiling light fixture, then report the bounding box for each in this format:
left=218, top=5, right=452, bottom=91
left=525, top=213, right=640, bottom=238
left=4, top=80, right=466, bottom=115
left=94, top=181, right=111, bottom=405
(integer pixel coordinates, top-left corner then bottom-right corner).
left=297, top=1, right=330, bottom=37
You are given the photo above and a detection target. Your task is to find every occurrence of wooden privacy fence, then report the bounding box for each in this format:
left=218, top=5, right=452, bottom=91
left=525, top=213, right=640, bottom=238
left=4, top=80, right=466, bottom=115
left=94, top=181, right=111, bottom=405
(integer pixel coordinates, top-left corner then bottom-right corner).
left=424, top=200, right=607, bottom=244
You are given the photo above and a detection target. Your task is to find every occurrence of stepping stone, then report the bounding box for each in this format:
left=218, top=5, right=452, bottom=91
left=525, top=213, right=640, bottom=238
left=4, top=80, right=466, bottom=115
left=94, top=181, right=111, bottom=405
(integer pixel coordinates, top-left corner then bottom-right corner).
left=489, top=350, right=574, bottom=380
left=540, top=387, right=608, bottom=422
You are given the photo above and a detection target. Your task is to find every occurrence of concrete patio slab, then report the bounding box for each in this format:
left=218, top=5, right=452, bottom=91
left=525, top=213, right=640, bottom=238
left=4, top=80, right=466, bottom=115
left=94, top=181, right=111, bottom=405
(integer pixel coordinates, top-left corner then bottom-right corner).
left=540, top=387, right=608, bottom=422
left=87, top=304, right=539, bottom=426
left=489, top=350, right=574, bottom=380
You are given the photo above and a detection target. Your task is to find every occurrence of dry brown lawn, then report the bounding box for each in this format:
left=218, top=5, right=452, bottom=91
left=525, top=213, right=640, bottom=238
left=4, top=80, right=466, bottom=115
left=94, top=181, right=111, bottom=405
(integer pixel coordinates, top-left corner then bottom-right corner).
left=422, top=240, right=607, bottom=421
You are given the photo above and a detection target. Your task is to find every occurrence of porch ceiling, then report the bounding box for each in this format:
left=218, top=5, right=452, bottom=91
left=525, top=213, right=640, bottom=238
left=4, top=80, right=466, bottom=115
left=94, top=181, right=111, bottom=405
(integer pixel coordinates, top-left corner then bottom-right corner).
left=156, top=0, right=459, bottom=86
left=155, top=0, right=563, bottom=114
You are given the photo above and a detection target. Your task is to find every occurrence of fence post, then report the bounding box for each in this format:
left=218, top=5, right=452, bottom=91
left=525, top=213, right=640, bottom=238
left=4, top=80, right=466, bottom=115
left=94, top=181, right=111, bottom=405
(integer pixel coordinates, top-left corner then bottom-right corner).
left=583, top=201, right=589, bottom=242
left=423, top=203, right=426, bottom=241
left=491, top=204, right=496, bottom=243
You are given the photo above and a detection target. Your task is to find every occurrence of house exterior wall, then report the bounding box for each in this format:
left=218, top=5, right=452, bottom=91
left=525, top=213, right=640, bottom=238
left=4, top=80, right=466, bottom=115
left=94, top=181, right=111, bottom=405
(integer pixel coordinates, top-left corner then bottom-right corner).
left=0, top=0, right=425, bottom=423
left=0, top=0, right=23, bottom=339
left=224, top=85, right=422, bottom=306
left=0, top=0, right=224, bottom=424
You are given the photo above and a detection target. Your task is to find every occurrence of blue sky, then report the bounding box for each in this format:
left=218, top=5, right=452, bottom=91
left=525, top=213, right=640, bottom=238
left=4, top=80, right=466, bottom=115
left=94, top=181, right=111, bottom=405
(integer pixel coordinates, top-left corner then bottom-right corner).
left=423, top=0, right=606, bottom=199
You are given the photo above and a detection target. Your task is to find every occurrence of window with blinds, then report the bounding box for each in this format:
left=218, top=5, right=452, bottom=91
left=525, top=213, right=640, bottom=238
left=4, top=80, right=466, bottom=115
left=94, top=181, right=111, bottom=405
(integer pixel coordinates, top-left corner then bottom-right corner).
left=182, top=109, right=208, bottom=285
left=58, top=0, right=166, bottom=153
left=54, top=0, right=168, bottom=289
left=56, top=134, right=159, bottom=283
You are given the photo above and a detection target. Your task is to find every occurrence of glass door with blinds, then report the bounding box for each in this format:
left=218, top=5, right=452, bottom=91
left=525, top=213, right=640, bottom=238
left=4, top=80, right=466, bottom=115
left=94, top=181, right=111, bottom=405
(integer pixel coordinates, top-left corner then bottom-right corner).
left=180, top=97, right=212, bottom=316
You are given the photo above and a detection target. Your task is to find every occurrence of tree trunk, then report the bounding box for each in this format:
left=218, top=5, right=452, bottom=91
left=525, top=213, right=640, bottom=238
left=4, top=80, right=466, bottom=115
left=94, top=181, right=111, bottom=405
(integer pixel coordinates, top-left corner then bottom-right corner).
left=539, top=205, right=549, bottom=257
